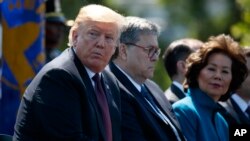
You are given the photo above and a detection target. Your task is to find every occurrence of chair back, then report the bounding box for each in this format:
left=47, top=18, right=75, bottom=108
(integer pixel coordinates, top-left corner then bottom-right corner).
left=0, top=134, right=12, bottom=141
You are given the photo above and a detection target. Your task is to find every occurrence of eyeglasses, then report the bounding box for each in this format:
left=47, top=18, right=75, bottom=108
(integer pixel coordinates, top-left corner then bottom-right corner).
left=125, top=43, right=161, bottom=58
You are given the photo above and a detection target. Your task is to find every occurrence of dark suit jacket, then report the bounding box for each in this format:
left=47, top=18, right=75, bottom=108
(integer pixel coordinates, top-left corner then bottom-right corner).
left=164, top=84, right=186, bottom=105
left=219, top=97, right=250, bottom=126
left=108, top=62, right=185, bottom=141
left=13, top=48, right=121, bottom=141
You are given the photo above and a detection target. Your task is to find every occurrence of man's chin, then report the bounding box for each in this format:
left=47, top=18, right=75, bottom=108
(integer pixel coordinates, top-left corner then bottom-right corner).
left=86, top=62, right=106, bottom=73
left=147, top=73, right=154, bottom=79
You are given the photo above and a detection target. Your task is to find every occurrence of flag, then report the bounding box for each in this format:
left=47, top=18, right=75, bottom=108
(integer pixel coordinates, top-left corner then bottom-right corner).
left=0, top=0, right=45, bottom=135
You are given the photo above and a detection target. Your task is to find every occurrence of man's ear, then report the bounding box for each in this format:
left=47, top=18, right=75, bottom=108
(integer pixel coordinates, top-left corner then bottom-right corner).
left=177, top=60, right=186, bottom=74
left=119, top=43, right=128, bottom=60
left=72, top=30, right=78, bottom=47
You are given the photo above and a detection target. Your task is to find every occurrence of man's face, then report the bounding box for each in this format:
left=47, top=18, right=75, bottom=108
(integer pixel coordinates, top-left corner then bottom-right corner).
left=73, top=20, right=119, bottom=73
left=46, top=22, right=65, bottom=49
left=125, top=34, right=159, bottom=83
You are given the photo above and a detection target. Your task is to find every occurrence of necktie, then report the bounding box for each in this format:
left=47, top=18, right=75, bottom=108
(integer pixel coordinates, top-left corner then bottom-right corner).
left=141, top=85, right=159, bottom=111
left=245, top=105, right=250, bottom=119
left=92, top=74, right=112, bottom=141
left=141, top=85, right=182, bottom=141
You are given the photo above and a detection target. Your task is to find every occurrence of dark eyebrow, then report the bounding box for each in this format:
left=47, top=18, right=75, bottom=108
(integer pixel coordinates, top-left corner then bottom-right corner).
left=208, top=63, right=231, bottom=69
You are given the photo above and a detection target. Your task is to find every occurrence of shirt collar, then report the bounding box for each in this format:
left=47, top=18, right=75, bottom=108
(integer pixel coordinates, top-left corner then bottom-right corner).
left=173, top=81, right=185, bottom=94
left=231, top=93, right=249, bottom=112
left=85, top=66, right=101, bottom=87
left=114, top=64, right=141, bottom=92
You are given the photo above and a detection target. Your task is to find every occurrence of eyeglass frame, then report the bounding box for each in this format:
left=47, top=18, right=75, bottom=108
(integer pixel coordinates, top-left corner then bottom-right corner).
left=124, top=42, right=161, bottom=58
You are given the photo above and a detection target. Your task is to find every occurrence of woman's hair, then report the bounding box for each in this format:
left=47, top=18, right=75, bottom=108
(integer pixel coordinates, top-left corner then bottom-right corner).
left=184, top=34, right=247, bottom=101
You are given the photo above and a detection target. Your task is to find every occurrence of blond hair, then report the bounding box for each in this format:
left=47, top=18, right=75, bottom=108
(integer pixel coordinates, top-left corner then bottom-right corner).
left=67, top=4, right=124, bottom=46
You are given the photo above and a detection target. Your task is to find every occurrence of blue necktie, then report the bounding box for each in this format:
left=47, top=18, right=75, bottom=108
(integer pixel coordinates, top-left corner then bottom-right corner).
left=141, top=85, right=161, bottom=113
left=92, top=74, right=112, bottom=141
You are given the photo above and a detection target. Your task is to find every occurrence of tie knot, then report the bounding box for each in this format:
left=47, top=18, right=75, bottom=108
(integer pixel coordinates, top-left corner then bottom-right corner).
left=92, top=73, right=100, bottom=82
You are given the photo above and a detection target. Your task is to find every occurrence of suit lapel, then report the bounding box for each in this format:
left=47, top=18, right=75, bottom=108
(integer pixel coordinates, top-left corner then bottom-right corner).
left=101, top=74, right=112, bottom=107
left=230, top=98, right=250, bottom=124
left=145, top=81, right=169, bottom=112
left=109, top=62, right=160, bottom=118
left=144, top=81, right=181, bottom=129
left=71, top=48, right=106, bottom=140
left=171, top=84, right=186, bottom=99
left=101, top=72, right=120, bottom=119
left=109, top=62, right=185, bottom=138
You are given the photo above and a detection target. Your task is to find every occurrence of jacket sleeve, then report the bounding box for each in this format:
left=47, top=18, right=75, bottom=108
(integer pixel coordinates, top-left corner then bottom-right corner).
left=173, top=102, right=198, bottom=141
left=14, top=68, right=92, bottom=141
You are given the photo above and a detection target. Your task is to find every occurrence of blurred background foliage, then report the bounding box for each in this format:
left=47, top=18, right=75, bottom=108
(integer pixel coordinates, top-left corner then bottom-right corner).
left=60, top=0, right=250, bottom=91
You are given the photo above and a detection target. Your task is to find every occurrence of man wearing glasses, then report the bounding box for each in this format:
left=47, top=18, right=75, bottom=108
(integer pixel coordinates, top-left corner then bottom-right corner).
left=108, top=16, right=186, bottom=141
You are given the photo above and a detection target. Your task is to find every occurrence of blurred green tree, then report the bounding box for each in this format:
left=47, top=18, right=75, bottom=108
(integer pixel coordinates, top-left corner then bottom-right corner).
left=230, top=0, right=250, bottom=46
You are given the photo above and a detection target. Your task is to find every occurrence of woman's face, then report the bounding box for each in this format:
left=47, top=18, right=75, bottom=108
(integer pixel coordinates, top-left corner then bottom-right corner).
left=198, top=53, right=232, bottom=101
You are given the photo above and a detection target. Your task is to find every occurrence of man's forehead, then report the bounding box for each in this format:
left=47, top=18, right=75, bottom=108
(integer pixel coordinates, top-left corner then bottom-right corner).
left=84, top=21, right=119, bottom=32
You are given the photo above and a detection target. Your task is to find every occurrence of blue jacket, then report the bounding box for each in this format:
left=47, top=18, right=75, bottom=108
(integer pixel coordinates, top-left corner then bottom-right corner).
left=173, top=88, right=228, bottom=141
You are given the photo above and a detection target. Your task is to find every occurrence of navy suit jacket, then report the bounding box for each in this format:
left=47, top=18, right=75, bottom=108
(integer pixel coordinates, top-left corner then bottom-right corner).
left=219, top=97, right=250, bottom=126
left=164, top=84, right=186, bottom=105
left=13, top=48, right=121, bottom=141
left=108, top=62, right=185, bottom=141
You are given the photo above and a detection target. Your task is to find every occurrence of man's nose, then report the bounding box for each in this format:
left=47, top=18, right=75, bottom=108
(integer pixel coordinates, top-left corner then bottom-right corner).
left=150, top=52, right=159, bottom=62
left=96, top=36, right=105, bottom=48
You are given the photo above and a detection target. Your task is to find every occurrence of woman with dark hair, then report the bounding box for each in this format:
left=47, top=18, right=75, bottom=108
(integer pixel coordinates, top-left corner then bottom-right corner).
left=172, top=34, right=247, bottom=141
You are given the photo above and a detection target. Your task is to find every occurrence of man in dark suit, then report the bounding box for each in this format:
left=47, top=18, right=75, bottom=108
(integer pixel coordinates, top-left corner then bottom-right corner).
left=162, top=38, right=203, bottom=104
left=219, top=47, right=250, bottom=125
left=13, top=4, right=124, bottom=141
left=108, top=16, right=186, bottom=141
